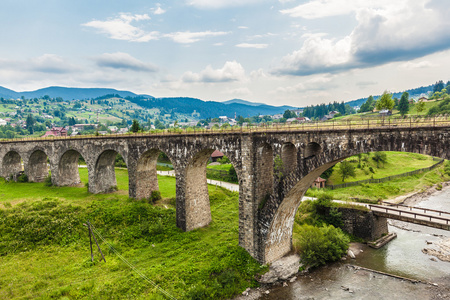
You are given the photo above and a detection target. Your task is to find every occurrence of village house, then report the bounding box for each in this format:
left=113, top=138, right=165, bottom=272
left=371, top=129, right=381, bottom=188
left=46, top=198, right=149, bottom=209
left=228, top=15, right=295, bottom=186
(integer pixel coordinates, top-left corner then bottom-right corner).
left=379, top=109, right=392, bottom=117
left=210, top=150, right=224, bottom=162
left=43, top=127, right=68, bottom=137
left=312, top=177, right=327, bottom=188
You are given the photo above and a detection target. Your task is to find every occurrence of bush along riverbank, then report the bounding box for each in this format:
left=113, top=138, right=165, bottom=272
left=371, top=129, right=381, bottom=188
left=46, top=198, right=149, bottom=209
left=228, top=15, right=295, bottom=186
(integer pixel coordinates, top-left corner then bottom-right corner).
left=0, top=175, right=266, bottom=300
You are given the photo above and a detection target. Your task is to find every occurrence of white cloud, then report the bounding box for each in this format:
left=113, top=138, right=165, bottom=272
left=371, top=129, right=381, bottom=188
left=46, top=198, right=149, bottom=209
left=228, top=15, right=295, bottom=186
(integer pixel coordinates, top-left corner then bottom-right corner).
left=401, top=60, right=436, bottom=70
left=280, top=0, right=400, bottom=19
left=223, top=87, right=252, bottom=96
left=236, top=43, right=268, bottom=49
left=275, top=76, right=334, bottom=93
left=95, top=52, right=158, bottom=72
left=276, top=0, right=450, bottom=76
left=164, top=31, right=229, bottom=43
left=0, top=54, right=78, bottom=75
left=186, top=0, right=260, bottom=9
left=238, top=26, right=249, bottom=29
left=153, top=4, right=166, bottom=15
left=82, top=13, right=159, bottom=42
left=182, top=61, right=246, bottom=83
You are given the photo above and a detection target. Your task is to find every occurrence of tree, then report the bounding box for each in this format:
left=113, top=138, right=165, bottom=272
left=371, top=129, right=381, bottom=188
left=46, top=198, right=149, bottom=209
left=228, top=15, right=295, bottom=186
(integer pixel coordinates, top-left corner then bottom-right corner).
left=398, top=92, right=410, bottom=116
left=337, top=161, right=356, bottom=182
left=26, top=114, right=35, bottom=134
left=359, top=95, right=375, bottom=113
left=375, top=91, right=395, bottom=111
left=131, top=119, right=140, bottom=132
left=416, top=101, right=426, bottom=113
left=372, top=152, right=387, bottom=168
left=283, top=110, right=296, bottom=119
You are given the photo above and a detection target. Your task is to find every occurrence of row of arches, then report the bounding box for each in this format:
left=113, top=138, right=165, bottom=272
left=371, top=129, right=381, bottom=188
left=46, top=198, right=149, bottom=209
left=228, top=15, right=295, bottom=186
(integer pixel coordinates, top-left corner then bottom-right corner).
left=1, top=139, right=325, bottom=264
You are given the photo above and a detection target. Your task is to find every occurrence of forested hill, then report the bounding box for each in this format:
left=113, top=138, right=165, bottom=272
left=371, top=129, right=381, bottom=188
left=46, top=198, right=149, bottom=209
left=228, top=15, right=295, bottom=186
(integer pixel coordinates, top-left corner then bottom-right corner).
left=0, top=86, right=146, bottom=100
left=345, top=84, right=435, bottom=107
left=127, top=97, right=295, bottom=119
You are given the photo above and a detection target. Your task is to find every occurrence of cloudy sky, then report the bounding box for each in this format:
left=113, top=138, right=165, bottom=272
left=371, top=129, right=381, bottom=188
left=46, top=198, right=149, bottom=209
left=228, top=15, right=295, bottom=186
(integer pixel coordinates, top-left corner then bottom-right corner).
left=1, top=0, right=449, bottom=106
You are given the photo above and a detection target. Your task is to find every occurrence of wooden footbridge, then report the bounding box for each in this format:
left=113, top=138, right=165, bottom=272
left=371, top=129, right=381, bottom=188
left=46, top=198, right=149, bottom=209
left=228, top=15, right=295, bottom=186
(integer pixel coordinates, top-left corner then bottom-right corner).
left=368, top=203, right=450, bottom=231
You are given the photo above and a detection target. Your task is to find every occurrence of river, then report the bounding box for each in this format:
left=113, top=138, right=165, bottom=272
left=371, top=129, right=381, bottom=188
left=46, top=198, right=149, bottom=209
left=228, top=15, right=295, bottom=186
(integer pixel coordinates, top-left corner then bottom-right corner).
left=259, top=188, right=450, bottom=299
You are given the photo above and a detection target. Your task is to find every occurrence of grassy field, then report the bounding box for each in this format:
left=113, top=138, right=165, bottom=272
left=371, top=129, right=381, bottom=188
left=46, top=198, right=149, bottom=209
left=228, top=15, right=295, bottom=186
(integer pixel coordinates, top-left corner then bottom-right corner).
left=0, top=169, right=264, bottom=299
left=307, top=162, right=450, bottom=202
left=327, top=152, right=436, bottom=185
left=207, top=163, right=233, bottom=171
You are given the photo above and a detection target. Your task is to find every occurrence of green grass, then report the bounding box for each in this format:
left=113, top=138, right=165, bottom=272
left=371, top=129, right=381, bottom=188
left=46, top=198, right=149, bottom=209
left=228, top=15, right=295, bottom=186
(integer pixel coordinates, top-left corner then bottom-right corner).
left=327, top=151, right=436, bottom=185
left=207, top=163, right=232, bottom=171
left=308, top=164, right=450, bottom=201
left=0, top=169, right=265, bottom=299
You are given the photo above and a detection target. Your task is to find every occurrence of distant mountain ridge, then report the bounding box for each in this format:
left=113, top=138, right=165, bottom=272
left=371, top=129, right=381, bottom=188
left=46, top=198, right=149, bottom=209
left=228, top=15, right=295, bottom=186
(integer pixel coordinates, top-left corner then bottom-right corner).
left=0, top=86, right=150, bottom=100
left=0, top=86, right=296, bottom=119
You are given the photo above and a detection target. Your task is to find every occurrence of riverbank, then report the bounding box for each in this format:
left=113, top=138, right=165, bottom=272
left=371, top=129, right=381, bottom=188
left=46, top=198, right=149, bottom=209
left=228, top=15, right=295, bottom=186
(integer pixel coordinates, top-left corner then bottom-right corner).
left=235, top=180, right=450, bottom=299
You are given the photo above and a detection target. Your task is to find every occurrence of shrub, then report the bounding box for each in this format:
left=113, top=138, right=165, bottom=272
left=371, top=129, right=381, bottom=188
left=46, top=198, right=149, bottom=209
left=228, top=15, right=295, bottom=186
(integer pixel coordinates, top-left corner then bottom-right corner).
left=444, top=161, right=450, bottom=176
left=44, top=175, right=53, bottom=187
left=148, top=190, right=162, bottom=203
left=293, top=224, right=349, bottom=267
left=369, top=166, right=375, bottom=173
left=17, top=173, right=28, bottom=183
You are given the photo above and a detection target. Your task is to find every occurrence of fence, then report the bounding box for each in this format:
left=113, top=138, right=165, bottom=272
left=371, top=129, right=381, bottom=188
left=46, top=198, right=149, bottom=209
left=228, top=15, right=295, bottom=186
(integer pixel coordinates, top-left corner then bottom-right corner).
left=2, top=115, right=450, bottom=143
left=326, top=157, right=445, bottom=190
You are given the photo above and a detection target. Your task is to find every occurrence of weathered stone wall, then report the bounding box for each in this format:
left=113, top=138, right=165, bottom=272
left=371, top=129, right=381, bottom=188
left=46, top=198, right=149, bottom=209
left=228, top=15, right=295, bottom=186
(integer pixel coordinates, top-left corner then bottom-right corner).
left=330, top=207, right=389, bottom=241
left=0, top=127, right=449, bottom=264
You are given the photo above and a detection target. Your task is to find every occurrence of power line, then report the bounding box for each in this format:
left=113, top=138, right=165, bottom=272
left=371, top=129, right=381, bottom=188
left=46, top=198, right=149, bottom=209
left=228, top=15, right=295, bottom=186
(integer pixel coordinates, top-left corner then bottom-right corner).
left=89, top=224, right=177, bottom=300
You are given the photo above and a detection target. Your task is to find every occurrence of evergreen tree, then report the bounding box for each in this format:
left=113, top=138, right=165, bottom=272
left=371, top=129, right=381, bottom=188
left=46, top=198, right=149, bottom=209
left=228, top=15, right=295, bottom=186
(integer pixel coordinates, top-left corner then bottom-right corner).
left=398, top=92, right=410, bottom=116
left=26, top=114, right=35, bottom=134
left=131, top=119, right=140, bottom=132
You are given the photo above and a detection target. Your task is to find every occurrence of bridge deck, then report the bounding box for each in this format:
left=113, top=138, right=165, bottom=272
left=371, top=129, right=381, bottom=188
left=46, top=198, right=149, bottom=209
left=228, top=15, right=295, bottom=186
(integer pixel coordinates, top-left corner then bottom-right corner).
left=368, top=204, right=450, bottom=231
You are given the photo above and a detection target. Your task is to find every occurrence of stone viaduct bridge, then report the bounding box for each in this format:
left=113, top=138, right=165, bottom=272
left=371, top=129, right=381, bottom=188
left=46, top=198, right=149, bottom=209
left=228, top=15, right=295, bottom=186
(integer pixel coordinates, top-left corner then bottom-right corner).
left=1, top=126, right=449, bottom=264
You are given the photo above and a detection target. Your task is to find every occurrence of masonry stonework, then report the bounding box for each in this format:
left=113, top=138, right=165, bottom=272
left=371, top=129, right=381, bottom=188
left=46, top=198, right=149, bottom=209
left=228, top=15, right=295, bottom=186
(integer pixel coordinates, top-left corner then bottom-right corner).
left=1, top=127, right=449, bottom=263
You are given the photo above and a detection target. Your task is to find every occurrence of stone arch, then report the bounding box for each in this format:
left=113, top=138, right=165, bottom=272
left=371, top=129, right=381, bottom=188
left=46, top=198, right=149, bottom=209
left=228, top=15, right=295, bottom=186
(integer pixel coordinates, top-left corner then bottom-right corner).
left=57, top=149, right=86, bottom=186
left=92, top=149, right=127, bottom=194
left=263, top=157, right=342, bottom=263
left=304, top=142, right=322, bottom=159
left=27, top=149, right=49, bottom=182
left=281, top=142, right=297, bottom=175
left=255, top=143, right=274, bottom=206
left=135, top=148, right=169, bottom=200
left=2, top=151, right=22, bottom=179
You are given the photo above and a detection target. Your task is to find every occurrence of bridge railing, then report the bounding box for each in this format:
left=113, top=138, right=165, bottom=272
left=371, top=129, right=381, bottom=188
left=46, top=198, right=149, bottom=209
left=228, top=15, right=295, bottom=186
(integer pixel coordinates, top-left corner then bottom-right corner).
left=380, top=202, right=450, bottom=217
left=368, top=204, right=450, bottom=225
left=2, top=115, right=450, bottom=143
left=326, top=157, right=445, bottom=190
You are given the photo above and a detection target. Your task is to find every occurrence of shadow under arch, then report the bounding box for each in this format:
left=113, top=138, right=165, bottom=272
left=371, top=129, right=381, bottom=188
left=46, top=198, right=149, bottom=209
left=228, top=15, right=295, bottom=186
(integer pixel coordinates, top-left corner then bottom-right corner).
left=1, top=151, right=22, bottom=179
left=92, top=149, right=127, bottom=194
left=304, top=142, right=322, bottom=159
left=57, top=149, right=86, bottom=186
left=281, top=142, right=297, bottom=175
left=135, top=149, right=174, bottom=200
left=263, top=157, right=342, bottom=264
left=27, top=149, right=49, bottom=182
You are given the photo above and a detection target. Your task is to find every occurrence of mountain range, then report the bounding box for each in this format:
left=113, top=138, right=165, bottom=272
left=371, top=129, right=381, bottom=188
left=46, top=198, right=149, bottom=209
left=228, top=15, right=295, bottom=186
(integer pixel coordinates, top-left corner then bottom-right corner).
left=0, top=86, right=297, bottom=119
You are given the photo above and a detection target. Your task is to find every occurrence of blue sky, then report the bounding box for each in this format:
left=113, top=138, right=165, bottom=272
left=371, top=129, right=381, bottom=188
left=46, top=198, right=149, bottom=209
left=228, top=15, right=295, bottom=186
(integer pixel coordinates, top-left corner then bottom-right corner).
left=1, top=0, right=449, bottom=106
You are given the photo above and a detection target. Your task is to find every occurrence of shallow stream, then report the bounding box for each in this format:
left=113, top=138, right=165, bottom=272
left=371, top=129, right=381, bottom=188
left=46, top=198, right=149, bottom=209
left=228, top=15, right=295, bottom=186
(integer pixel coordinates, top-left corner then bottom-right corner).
left=260, top=188, right=450, bottom=299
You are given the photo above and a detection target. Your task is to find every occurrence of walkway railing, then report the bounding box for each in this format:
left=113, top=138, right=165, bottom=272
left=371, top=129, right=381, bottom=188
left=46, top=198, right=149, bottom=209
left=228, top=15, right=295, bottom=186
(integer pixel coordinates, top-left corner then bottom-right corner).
left=326, top=157, right=445, bottom=190
left=368, top=204, right=450, bottom=226
left=381, top=202, right=450, bottom=218
left=2, top=115, right=450, bottom=143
